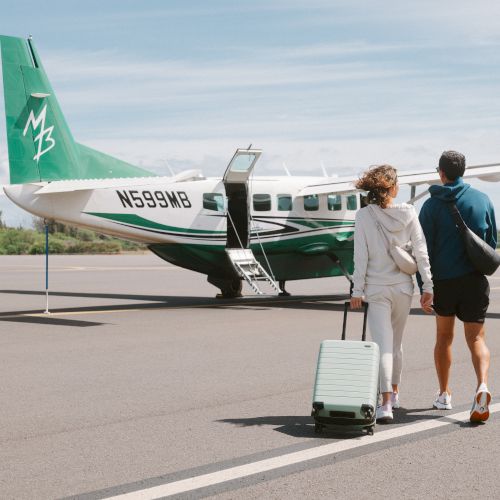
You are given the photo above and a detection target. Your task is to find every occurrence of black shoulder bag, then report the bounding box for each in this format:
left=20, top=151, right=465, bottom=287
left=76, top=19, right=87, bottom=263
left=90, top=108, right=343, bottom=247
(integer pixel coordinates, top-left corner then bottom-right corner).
left=447, top=203, right=500, bottom=276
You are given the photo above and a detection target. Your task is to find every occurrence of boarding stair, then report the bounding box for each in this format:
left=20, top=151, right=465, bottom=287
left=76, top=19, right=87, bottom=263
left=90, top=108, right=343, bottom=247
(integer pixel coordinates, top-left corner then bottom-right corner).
left=225, top=248, right=282, bottom=295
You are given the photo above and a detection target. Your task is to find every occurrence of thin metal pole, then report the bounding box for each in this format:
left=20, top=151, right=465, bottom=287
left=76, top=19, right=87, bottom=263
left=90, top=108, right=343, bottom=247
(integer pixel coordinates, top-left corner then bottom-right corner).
left=44, top=222, right=50, bottom=314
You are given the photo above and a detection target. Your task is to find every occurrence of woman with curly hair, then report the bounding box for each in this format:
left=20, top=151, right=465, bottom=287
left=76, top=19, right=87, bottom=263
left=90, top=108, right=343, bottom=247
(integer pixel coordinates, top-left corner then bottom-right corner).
left=350, top=164, right=433, bottom=422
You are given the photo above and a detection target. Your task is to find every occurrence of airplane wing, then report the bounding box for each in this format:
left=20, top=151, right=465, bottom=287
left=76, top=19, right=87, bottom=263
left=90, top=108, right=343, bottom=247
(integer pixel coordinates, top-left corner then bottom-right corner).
left=29, top=170, right=205, bottom=195
left=298, top=162, right=500, bottom=197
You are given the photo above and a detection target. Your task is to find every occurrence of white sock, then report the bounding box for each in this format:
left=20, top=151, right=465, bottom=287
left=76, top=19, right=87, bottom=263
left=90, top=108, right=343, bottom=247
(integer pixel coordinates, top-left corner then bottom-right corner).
left=478, top=382, right=488, bottom=392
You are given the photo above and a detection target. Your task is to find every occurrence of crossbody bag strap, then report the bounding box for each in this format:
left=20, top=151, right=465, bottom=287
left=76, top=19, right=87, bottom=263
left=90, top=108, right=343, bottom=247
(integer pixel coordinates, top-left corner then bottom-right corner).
left=446, top=202, right=467, bottom=233
left=368, top=205, right=391, bottom=250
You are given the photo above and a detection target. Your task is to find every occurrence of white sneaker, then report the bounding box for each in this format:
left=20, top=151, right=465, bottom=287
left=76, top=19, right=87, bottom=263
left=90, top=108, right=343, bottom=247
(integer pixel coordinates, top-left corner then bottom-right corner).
left=433, top=391, right=452, bottom=410
left=470, top=384, right=491, bottom=422
left=391, top=392, right=400, bottom=409
left=376, top=404, right=393, bottom=422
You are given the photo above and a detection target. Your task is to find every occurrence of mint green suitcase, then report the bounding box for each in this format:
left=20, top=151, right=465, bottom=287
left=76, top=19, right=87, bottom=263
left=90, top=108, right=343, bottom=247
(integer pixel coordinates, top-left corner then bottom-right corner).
left=311, top=302, right=379, bottom=434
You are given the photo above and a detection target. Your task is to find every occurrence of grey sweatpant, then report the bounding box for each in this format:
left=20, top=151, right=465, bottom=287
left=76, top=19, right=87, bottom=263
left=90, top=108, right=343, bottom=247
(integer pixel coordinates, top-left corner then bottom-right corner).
left=365, top=282, right=413, bottom=394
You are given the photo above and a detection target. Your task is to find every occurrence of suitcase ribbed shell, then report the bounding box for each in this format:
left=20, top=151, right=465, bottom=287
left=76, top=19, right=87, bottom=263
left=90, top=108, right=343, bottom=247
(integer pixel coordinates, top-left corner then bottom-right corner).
left=312, top=339, right=380, bottom=426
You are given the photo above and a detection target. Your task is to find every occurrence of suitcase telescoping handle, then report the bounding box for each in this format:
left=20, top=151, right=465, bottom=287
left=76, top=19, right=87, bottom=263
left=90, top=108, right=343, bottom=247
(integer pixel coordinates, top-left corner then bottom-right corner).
left=342, top=301, right=368, bottom=341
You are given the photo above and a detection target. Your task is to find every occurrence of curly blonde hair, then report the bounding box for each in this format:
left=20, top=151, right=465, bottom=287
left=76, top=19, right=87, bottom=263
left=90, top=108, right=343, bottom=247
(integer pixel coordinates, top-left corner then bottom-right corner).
left=355, top=164, right=398, bottom=209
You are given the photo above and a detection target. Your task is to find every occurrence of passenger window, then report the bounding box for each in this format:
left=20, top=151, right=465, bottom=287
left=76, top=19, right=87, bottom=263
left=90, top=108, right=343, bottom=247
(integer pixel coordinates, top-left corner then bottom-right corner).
left=277, top=194, right=292, bottom=211
left=304, top=195, right=319, bottom=211
left=347, top=194, right=358, bottom=210
left=327, top=194, right=342, bottom=211
left=253, top=194, right=271, bottom=211
left=203, top=193, right=224, bottom=212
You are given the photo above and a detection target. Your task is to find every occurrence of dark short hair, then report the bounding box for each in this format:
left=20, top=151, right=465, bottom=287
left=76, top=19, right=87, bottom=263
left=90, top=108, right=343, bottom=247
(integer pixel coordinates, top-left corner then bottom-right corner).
left=438, top=150, right=466, bottom=180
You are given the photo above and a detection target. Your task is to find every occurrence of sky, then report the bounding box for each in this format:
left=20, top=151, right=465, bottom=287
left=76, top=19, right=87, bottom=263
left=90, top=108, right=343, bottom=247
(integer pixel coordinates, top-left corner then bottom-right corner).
left=1, top=0, right=500, bottom=226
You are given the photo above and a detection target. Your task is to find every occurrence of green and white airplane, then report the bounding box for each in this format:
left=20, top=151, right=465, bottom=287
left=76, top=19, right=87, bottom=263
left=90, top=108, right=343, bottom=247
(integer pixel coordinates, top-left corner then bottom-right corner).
left=2, top=35, right=500, bottom=297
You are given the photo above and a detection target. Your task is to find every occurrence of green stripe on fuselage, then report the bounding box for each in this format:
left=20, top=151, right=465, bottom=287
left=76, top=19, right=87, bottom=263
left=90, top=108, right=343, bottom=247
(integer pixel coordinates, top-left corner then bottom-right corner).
left=284, top=218, right=354, bottom=228
left=85, top=212, right=225, bottom=235
left=86, top=212, right=353, bottom=238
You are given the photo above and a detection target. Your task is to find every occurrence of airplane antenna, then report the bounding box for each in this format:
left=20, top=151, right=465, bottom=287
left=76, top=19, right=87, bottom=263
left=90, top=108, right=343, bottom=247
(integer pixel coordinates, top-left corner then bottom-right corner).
left=247, top=143, right=253, bottom=150
left=282, top=162, right=292, bottom=176
left=320, top=161, right=329, bottom=177
left=163, top=160, right=176, bottom=176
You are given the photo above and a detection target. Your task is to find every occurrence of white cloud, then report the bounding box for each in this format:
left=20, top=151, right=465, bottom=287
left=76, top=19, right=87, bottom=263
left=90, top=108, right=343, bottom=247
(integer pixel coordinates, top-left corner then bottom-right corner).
left=2, top=2, right=500, bottom=227
left=37, top=43, right=498, bottom=148
left=278, top=1, right=500, bottom=42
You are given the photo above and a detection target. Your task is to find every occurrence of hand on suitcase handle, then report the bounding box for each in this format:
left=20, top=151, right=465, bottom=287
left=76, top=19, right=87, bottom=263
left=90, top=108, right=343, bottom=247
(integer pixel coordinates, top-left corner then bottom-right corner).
left=343, top=301, right=369, bottom=341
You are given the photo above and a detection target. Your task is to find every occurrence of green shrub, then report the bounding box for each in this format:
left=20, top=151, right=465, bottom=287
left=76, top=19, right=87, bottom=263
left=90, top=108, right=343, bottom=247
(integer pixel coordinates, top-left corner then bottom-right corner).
left=0, top=228, right=35, bottom=254
left=0, top=221, right=147, bottom=255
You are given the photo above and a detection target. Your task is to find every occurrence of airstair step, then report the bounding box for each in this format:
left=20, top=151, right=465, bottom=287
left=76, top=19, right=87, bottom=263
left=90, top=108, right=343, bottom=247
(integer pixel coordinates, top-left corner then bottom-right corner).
left=226, top=248, right=281, bottom=295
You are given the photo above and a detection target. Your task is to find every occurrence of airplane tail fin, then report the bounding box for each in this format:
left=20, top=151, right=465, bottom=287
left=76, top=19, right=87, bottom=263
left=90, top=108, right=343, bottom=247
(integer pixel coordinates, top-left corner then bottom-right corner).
left=0, top=35, right=155, bottom=184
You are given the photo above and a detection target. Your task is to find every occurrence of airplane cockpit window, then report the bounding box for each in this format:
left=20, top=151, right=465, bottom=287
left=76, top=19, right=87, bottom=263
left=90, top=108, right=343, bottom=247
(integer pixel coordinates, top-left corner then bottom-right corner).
left=253, top=194, right=271, bottom=211
left=347, top=194, right=358, bottom=210
left=327, top=194, right=342, bottom=211
left=203, top=193, right=225, bottom=212
left=304, top=194, right=319, bottom=211
left=277, top=194, right=292, bottom=211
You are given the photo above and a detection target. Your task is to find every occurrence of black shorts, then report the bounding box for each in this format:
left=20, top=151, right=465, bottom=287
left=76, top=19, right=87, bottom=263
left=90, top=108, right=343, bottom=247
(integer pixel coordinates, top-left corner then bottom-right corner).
left=433, top=272, right=490, bottom=323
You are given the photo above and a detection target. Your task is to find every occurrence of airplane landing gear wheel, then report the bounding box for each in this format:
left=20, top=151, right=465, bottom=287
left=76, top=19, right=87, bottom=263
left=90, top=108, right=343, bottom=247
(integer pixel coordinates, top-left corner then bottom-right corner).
left=208, top=276, right=243, bottom=298
left=217, top=278, right=243, bottom=298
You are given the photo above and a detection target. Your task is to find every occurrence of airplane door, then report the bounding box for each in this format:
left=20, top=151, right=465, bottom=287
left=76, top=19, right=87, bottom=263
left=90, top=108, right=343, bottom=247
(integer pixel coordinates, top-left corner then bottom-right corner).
left=223, top=149, right=262, bottom=248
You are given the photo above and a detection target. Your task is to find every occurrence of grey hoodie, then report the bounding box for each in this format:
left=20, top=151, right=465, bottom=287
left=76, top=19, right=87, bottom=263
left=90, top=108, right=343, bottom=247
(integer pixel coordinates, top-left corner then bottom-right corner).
left=352, top=203, right=433, bottom=297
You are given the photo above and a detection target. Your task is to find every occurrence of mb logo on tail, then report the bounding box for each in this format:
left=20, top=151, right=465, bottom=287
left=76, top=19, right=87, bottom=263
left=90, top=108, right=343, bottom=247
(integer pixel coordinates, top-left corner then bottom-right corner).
left=23, top=104, right=56, bottom=161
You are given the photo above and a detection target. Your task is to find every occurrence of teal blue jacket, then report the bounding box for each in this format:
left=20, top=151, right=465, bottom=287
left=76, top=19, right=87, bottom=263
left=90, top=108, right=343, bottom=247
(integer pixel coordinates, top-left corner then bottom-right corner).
left=418, top=178, right=497, bottom=281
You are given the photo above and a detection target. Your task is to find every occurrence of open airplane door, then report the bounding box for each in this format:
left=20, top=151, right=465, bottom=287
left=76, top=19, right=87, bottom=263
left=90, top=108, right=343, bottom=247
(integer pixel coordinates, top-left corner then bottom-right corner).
left=222, top=148, right=281, bottom=296
left=222, top=148, right=261, bottom=248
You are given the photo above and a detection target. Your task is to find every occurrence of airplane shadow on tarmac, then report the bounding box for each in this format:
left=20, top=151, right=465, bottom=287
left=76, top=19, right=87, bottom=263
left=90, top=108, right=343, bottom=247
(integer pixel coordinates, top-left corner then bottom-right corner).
left=2, top=289, right=500, bottom=327
left=0, top=289, right=352, bottom=327
left=0, top=315, right=105, bottom=327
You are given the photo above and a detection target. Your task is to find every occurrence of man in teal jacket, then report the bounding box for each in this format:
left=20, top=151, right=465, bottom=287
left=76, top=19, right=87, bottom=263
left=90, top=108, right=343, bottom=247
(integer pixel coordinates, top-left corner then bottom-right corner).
left=419, top=150, right=496, bottom=422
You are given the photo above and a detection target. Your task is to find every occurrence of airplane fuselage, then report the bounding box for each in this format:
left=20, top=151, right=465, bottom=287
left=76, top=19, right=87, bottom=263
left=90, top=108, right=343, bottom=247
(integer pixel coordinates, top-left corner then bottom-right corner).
left=4, top=175, right=357, bottom=283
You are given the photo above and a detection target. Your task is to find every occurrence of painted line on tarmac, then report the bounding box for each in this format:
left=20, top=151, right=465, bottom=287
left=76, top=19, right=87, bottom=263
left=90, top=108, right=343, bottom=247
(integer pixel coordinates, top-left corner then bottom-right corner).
left=103, top=404, right=500, bottom=499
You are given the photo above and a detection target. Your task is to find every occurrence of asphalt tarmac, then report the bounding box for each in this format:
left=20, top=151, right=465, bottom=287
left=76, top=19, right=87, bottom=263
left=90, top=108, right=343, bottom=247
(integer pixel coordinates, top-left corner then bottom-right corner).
left=0, top=253, right=498, bottom=499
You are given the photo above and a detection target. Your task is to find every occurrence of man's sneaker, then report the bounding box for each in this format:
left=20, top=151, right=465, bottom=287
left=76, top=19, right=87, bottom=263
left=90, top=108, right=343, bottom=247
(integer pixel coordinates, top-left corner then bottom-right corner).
left=391, top=392, right=400, bottom=409
left=470, top=384, right=491, bottom=422
left=433, top=391, right=452, bottom=410
left=376, top=404, right=393, bottom=422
